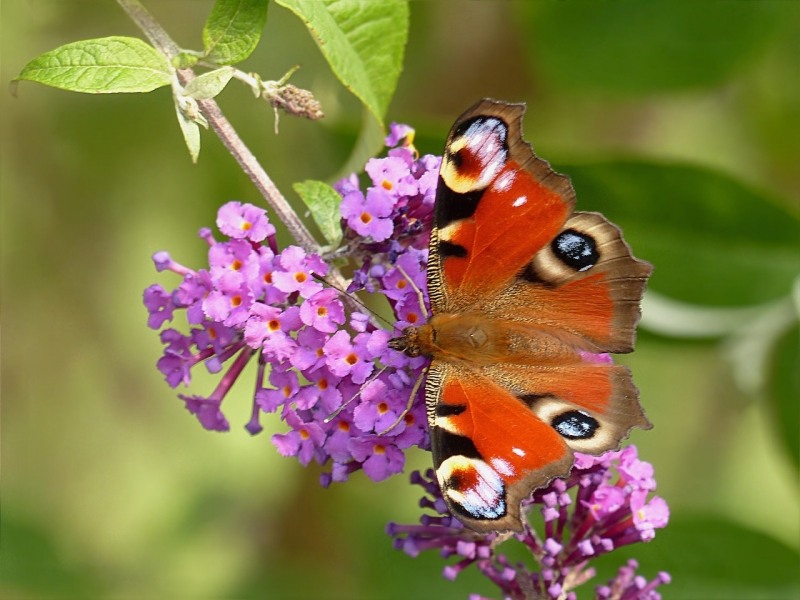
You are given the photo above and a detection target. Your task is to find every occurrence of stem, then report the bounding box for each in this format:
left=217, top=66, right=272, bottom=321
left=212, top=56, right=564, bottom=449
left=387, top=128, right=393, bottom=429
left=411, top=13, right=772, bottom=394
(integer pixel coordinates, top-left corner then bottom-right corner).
left=117, top=0, right=317, bottom=250
left=117, top=0, right=364, bottom=316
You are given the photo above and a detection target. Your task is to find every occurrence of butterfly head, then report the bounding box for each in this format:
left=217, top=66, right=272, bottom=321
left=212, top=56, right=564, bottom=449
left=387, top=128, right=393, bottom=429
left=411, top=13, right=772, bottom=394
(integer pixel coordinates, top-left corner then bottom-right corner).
left=388, top=324, right=437, bottom=359
left=388, top=326, right=420, bottom=356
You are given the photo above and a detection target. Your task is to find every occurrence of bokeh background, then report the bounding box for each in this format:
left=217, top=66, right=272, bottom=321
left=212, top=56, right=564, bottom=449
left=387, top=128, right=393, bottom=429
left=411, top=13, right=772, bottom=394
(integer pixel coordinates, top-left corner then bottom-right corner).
left=2, top=2, right=798, bottom=598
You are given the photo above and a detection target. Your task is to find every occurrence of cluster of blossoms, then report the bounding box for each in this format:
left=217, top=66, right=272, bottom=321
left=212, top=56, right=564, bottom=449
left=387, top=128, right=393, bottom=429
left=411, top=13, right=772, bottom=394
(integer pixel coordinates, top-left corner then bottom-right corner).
left=143, top=125, right=438, bottom=484
left=388, top=446, right=670, bottom=599
left=144, top=122, right=670, bottom=597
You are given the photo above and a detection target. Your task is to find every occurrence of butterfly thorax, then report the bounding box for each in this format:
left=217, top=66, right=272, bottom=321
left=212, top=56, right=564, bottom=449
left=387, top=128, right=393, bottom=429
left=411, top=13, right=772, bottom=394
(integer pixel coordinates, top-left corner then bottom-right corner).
left=390, top=312, right=582, bottom=366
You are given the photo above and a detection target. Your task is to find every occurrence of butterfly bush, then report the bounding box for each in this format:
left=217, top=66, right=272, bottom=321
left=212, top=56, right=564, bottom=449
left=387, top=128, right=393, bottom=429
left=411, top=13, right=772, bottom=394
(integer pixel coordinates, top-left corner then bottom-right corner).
left=144, top=123, right=670, bottom=596
left=389, top=447, right=670, bottom=600
left=144, top=124, right=435, bottom=484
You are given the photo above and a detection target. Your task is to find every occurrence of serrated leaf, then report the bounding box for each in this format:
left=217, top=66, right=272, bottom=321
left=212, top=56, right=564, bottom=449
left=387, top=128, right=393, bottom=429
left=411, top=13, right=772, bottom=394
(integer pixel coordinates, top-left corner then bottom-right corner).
left=184, top=67, right=235, bottom=100
left=560, top=161, right=800, bottom=307
left=294, top=180, right=342, bottom=246
left=767, top=322, right=800, bottom=470
left=203, top=0, right=269, bottom=65
left=16, top=36, right=171, bottom=94
left=276, top=0, right=408, bottom=126
left=174, top=100, right=201, bottom=163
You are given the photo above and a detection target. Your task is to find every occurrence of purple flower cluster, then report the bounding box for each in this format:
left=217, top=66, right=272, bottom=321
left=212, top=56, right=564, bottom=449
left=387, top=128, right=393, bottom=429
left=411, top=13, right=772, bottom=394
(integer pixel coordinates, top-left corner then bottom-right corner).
left=143, top=125, right=440, bottom=484
left=336, top=124, right=439, bottom=301
left=388, top=446, right=670, bottom=599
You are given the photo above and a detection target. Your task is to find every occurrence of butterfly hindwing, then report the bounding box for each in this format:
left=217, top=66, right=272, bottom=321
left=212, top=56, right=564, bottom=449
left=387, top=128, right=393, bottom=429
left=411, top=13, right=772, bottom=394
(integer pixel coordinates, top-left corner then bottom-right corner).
left=508, top=211, right=653, bottom=353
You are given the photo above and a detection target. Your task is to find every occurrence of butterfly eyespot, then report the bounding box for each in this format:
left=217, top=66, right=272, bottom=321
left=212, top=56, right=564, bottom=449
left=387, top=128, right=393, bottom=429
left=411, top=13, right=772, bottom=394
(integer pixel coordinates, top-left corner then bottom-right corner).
left=454, top=116, right=508, bottom=146
left=552, top=229, right=598, bottom=271
left=552, top=411, right=599, bottom=440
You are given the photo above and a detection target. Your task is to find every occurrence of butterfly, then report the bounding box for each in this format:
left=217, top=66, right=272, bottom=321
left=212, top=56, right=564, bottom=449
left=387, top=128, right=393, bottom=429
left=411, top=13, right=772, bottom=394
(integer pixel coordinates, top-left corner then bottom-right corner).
left=389, top=99, right=652, bottom=533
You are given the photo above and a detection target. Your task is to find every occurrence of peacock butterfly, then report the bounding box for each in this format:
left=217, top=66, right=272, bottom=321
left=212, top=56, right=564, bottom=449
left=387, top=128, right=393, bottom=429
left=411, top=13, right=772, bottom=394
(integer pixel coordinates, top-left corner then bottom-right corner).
left=389, top=99, right=652, bottom=533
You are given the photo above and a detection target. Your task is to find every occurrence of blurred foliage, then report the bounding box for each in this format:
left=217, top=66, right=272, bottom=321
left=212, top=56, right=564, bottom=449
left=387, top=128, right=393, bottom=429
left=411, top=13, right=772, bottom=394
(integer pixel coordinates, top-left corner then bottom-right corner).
left=2, top=1, right=798, bottom=599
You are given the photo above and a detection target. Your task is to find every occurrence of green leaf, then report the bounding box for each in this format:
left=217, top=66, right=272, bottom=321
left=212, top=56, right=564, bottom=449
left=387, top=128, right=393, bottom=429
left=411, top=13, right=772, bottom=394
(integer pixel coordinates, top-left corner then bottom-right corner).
left=174, top=100, right=202, bottom=163
left=203, top=0, right=269, bottom=65
left=276, top=0, right=408, bottom=126
left=520, top=1, right=793, bottom=95
left=593, top=513, right=800, bottom=599
left=560, top=161, right=800, bottom=307
left=293, top=180, right=342, bottom=247
left=16, top=36, right=171, bottom=94
left=184, top=67, right=235, bottom=100
left=767, top=322, right=800, bottom=470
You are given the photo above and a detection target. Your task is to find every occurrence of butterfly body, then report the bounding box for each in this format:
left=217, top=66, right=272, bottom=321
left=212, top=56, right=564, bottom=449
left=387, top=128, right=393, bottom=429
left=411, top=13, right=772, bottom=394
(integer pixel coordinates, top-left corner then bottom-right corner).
left=392, top=99, right=652, bottom=533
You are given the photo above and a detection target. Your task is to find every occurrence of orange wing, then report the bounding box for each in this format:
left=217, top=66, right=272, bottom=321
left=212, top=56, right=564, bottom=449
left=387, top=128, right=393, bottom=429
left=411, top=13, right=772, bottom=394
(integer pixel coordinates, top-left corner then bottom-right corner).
left=427, top=100, right=575, bottom=313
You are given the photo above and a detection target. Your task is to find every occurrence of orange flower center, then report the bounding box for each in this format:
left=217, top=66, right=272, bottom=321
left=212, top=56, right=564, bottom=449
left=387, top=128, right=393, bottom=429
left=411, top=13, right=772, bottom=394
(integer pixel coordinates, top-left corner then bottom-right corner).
left=359, top=212, right=372, bottom=224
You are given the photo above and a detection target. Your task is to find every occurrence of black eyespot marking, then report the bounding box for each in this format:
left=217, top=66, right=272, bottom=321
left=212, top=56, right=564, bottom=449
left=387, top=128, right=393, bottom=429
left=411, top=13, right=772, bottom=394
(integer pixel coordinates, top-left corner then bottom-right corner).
left=439, top=240, right=468, bottom=259
left=436, top=404, right=466, bottom=417
left=552, top=229, right=598, bottom=271
left=552, top=411, right=599, bottom=440
left=435, top=180, right=483, bottom=228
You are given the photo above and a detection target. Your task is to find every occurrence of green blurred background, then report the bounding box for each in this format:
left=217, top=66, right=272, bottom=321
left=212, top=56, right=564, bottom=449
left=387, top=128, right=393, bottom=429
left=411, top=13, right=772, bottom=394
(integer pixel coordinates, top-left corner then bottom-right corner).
left=2, top=2, right=798, bottom=598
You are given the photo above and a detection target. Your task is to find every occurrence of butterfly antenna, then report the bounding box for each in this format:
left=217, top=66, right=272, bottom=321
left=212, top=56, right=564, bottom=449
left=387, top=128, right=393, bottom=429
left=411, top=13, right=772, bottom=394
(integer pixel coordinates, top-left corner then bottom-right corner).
left=323, top=365, right=389, bottom=423
left=396, top=265, right=429, bottom=321
left=312, top=273, right=394, bottom=329
left=376, top=364, right=428, bottom=435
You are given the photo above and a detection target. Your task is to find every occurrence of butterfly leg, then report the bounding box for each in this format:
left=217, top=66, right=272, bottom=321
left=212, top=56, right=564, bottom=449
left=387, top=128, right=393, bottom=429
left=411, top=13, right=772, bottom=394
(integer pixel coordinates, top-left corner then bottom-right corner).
left=376, top=364, right=429, bottom=435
